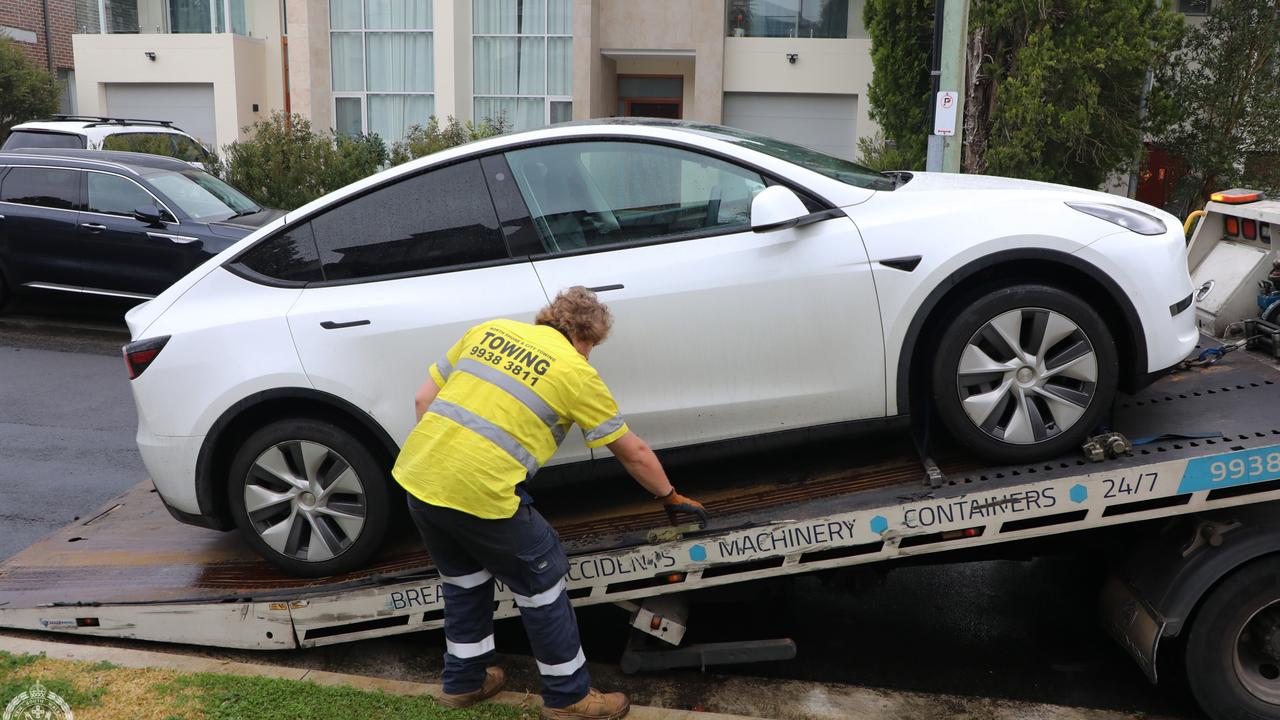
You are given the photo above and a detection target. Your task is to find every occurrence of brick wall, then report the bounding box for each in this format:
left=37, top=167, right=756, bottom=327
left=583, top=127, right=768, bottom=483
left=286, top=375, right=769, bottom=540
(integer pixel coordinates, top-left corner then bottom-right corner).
left=0, top=0, right=76, bottom=72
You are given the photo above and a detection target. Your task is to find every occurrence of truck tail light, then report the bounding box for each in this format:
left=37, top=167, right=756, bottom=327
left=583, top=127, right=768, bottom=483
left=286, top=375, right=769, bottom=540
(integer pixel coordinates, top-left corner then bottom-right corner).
left=123, top=336, right=171, bottom=379
left=1225, top=216, right=1240, bottom=236
left=1243, top=219, right=1258, bottom=241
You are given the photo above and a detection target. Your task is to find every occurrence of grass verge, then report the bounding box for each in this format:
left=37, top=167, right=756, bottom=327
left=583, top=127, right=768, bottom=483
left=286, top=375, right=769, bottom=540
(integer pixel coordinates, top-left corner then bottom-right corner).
left=0, top=650, right=533, bottom=720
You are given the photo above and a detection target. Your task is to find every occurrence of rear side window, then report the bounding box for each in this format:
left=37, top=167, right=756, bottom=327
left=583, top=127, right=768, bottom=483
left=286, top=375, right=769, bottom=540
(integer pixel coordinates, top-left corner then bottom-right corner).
left=102, top=132, right=208, bottom=162
left=0, top=167, right=81, bottom=210
left=237, top=224, right=324, bottom=283
left=309, top=159, right=506, bottom=282
left=1, top=130, right=85, bottom=151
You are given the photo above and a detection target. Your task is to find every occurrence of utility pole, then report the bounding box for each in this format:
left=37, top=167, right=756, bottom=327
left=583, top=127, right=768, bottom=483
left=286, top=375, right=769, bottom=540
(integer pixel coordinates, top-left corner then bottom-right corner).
left=925, top=0, right=971, bottom=173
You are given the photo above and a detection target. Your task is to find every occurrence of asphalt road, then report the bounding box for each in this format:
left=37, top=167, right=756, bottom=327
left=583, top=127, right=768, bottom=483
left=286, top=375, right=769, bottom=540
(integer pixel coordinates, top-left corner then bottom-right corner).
left=0, top=291, right=1201, bottom=718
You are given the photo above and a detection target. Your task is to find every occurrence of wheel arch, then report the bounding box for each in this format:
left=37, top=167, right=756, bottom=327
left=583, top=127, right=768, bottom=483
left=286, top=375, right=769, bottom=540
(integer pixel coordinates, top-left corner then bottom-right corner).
left=193, top=387, right=402, bottom=530
left=896, top=248, right=1149, bottom=416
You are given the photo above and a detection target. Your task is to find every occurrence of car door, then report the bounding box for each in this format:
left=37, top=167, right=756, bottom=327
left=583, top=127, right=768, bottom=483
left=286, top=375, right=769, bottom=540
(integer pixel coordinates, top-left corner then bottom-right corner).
left=283, top=158, right=558, bottom=457
left=503, top=140, right=886, bottom=455
left=79, top=170, right=195, bottom=297
left=0, top=165, right=84, bottom=289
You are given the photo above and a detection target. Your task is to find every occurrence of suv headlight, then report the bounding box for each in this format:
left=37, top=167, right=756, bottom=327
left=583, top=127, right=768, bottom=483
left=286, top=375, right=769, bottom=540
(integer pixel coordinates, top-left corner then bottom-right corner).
left=1066, top=201, right=1167, bottom=236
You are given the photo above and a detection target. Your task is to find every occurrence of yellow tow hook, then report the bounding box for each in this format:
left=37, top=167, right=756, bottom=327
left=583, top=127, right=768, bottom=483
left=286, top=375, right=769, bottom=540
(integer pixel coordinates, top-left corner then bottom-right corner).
left=1184, top=209, right=1207, bottom=236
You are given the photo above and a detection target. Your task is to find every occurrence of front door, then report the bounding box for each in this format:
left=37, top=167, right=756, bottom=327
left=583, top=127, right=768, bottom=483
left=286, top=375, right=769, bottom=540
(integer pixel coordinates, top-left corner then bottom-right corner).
left=284, top=158, right=557, bottom=456
left=0, top=166, right=83, bottom=289
left=78, top=170, right=196, bottom=297
left=618, top=75, right=683, bottom=120
left=501, top=140, right=886, bottom=455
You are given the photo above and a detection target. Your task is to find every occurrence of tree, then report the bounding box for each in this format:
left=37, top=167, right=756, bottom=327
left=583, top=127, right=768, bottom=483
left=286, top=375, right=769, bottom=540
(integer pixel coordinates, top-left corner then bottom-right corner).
left=0, top=37, right=60, bottom=144
left=862, top=0, right=1183, bottom=187
left=1156, top=0, right=1280, bottom=209
left=863, top=0, right=934, bottom=169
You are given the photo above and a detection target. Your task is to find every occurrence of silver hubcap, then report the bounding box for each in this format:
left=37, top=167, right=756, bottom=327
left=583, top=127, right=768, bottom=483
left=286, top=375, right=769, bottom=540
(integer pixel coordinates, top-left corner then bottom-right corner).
left=1235, top=601, right=1280, bottom=704
left=243, top=440, right=366, bottom=563
left=956, top=307, right=1098, bottom=445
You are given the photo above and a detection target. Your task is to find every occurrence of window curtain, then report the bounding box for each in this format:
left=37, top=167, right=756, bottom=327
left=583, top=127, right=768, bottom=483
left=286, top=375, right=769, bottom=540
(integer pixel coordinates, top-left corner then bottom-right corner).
left=335, top=97, right=362, bottom=136
left=331, top=32, right=363, bottom=91
left=474, top=0, right=546, bottom=33
left=330, top=0, right=362, bottom=29
left=369, top=95, right=434, bottom=144
left=366, top=33, right=433, bottom=92
left=548, top=0, right=572, bottom=34
left=475, top=97, right=542, bottom=131
left=366, top=0, right=432, bottom=29
left=547, top=37, right=571, bottom=96
left=474, top=36, right=544, bottom=95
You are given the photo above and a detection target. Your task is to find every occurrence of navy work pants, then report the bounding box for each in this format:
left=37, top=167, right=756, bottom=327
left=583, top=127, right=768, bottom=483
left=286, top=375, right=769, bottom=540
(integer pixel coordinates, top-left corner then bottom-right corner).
left=406, top=493, right=591, bottom=708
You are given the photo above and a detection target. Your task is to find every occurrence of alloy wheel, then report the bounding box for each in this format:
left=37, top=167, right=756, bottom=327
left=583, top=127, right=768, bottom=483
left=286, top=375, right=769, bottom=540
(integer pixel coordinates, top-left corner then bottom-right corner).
left=243, top=440, right=367, bottom=562
left=1234, top=600, right=1280, bottom=705
left=955, top=307, right=1098, bottom=445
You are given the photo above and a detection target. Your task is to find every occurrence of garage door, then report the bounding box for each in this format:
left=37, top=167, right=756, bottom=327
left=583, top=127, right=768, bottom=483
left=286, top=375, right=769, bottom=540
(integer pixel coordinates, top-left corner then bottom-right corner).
left=105, top=83, right=216, bottom=148
left=722, top=93, right=858, bottom=161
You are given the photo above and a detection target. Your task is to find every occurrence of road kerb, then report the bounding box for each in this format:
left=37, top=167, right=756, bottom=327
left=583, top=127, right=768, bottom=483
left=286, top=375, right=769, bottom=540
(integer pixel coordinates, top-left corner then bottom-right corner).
left=0, top=634, right=763, bottom=720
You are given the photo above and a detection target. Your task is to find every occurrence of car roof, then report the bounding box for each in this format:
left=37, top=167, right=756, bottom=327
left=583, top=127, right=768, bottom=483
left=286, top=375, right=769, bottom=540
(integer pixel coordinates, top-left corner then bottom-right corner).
left=11, top=118, right=187, bottom=135
left=0, top=148, right=198, bottom=174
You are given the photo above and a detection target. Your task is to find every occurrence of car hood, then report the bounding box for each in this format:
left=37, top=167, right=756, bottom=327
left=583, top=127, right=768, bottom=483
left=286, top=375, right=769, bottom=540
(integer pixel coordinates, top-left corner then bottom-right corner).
left=205, top=208, right=286, bottom=236
left=895, top=171, right=1101, bottom=196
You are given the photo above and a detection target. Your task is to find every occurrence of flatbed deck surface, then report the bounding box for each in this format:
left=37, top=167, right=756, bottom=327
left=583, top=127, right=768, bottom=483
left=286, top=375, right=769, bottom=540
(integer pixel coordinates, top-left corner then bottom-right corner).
left=2, top=345, right=1277, bottom=610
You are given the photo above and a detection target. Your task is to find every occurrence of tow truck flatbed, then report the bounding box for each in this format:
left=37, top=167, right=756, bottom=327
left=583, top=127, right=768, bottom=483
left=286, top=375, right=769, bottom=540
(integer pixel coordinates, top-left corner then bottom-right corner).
left=4, top=344, right=1280, bottom=653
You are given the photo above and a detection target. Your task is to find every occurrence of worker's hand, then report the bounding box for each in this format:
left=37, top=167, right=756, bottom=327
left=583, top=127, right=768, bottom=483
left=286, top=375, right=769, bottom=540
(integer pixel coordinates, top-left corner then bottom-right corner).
left=659, top=488, right=709, bottom=528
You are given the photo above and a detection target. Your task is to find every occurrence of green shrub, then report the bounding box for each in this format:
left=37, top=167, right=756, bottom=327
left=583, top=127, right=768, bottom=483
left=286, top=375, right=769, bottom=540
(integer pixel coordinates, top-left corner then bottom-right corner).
left=856, top=132, right=915, bottom=172
left=0, top=36, right=60, bottom=144
left=388, top=114, right=511, bottom=165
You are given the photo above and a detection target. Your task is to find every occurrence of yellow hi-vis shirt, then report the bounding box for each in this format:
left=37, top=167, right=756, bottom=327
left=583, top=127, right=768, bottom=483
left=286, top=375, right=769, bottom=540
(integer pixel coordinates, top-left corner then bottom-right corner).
left=392, top=319, right=630, bottom=519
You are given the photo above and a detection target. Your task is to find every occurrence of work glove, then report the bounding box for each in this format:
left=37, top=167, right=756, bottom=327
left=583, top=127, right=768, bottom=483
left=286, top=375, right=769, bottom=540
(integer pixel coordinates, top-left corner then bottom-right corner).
left=658, top=487, right=709, bottom=528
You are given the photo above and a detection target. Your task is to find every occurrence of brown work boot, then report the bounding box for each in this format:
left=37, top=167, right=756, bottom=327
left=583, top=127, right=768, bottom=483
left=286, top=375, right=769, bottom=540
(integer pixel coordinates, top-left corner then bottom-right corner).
left=438, top=667, right=505, bottom=709
left=541, top=688, right=630, bottom=719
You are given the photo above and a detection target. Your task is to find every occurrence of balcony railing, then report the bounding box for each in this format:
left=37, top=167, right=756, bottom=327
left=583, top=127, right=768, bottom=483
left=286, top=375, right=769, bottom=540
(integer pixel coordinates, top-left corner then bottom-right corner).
left=76, top=0, right=251, bottom=36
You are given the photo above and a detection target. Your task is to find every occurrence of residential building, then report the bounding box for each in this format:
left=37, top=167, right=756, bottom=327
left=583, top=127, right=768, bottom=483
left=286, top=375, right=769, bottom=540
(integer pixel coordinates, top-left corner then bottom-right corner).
left=1, top=0, right=77, bottom=112
left=70, top=0, right=877, bottom=159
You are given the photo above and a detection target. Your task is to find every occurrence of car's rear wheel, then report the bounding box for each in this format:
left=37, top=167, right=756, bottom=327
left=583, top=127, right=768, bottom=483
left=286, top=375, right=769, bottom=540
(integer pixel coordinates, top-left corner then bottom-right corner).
left=930, top=284, right=1118, bottom=464
left=227, top=418, right=391, bottom=577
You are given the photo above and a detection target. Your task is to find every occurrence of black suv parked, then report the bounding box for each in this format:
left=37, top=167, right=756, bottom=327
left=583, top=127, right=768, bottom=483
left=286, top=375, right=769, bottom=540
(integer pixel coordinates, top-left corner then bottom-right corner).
left=0, top=149, right=280, bottom=305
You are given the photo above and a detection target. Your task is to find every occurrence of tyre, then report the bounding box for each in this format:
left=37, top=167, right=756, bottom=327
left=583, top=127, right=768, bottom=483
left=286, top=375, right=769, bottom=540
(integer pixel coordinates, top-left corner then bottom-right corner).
left=1185, top=555, right=1280, bottom=720
left=227, top=418, right=391, bottom=577
left=930, top=283, right=1118, bottom=464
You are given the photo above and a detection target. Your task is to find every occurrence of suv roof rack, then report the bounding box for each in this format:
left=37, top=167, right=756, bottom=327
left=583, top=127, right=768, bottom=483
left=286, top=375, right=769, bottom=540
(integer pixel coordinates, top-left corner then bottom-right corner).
left=50, top=115, right=176, bottom=128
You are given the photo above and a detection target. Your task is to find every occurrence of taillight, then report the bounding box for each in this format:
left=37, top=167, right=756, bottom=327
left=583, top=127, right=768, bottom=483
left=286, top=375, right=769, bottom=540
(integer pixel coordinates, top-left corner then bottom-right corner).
left=1225, top=216, right=1240, bottom=236
left=1243, top=219, right=1258, bottom=241
left=123, top=336, right=170, bottom=379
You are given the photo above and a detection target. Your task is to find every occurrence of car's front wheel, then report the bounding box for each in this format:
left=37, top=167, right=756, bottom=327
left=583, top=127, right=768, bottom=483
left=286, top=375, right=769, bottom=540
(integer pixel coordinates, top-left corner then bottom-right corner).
left=227, top=418, right=391, bottom=577
left=931, top=284, right=1118, bottom=464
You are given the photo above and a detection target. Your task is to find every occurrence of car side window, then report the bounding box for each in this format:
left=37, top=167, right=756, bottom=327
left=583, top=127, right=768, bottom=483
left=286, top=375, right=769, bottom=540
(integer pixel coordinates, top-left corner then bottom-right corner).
left=503, top=141, right=767, bottom=253
left=87, top=173, right=163, bottom=219
left=236, top=223, right=324, bottom=283
left=309, top=159, right=507, bottom=282
left=0, top=167, right=81, bottom=211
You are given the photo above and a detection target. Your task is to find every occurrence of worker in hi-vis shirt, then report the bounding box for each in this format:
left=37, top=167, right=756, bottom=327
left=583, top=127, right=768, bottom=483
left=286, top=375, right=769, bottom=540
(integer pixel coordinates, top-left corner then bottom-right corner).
left=393, top=286, right=708, bottom=720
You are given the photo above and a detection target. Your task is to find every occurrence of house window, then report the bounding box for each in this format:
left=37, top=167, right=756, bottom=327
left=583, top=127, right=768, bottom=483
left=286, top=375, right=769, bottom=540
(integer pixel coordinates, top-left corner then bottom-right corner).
left=83, top=0, right=250, bottom=35
left=726, top=0, right=852, bottom=39
left=1177, top=0, right=1210, bottom=14
left=330, top=0, right=434, bottom=144
left=473, top=0, right=573, bottom=132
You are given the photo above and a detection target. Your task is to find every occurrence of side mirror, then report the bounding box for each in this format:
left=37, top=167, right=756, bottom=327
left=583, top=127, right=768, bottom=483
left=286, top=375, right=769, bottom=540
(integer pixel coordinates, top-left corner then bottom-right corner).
left=751, top=186, right=810, bottom=233
left=133, top=206, right=164, bottom=226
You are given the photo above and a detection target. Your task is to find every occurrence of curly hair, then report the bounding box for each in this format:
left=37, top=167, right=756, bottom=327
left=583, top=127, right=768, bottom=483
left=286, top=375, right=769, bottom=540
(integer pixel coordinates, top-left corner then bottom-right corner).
left=535, top=286, right=613, bottom=346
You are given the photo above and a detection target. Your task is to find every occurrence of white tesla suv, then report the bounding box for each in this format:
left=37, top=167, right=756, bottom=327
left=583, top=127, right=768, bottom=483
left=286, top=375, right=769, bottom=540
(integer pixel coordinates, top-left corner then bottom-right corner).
left=123, top=120, right=1198, bottom=575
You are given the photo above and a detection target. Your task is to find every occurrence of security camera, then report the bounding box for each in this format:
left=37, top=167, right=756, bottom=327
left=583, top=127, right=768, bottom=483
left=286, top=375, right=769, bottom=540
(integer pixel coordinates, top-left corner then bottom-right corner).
left=145, top=51, right=157, bottom=61
left=786, top=53, right=798, bottom=64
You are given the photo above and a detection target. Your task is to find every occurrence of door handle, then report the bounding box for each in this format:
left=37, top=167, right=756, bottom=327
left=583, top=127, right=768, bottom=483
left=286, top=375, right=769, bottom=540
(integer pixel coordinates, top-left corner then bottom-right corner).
left=81, top=222, right=106, bottom=232
left=586, top=284, right=624, bottom=293
left=320, top=320, right=371, bottom=330
left=146, top=231, right=200, bottom=245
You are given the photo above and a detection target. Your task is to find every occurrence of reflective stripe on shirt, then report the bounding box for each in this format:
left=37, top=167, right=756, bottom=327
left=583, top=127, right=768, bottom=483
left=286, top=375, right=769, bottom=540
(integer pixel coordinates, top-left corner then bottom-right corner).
left=456, top=358, right=561, bottom=429
left=437, top=353, right=454, bottom=380
left=583, top=414, right=625, bottom=443
left=428, top=399, right=541, bottom=477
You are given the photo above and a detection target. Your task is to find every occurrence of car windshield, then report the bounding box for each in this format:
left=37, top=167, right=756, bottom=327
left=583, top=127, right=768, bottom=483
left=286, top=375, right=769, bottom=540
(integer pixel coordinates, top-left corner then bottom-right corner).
left=102, top=132, right=209, bottom=162
left=687, top=124, right=897, bottom=191
left=145, top=168, right=260, bottom=222
left=1, top=130, right=85, bottom=150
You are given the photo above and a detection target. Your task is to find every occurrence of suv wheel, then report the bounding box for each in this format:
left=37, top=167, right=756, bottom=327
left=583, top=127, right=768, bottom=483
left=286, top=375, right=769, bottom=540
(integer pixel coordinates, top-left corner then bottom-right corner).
left=228, top=418, right=391, bottom=577
left=931, top=284, right=1118, bottom=464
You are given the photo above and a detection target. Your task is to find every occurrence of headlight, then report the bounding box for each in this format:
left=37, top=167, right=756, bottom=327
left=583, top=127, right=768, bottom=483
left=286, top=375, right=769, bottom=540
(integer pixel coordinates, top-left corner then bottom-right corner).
left=1066, top=201, right=1167, bottom=236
